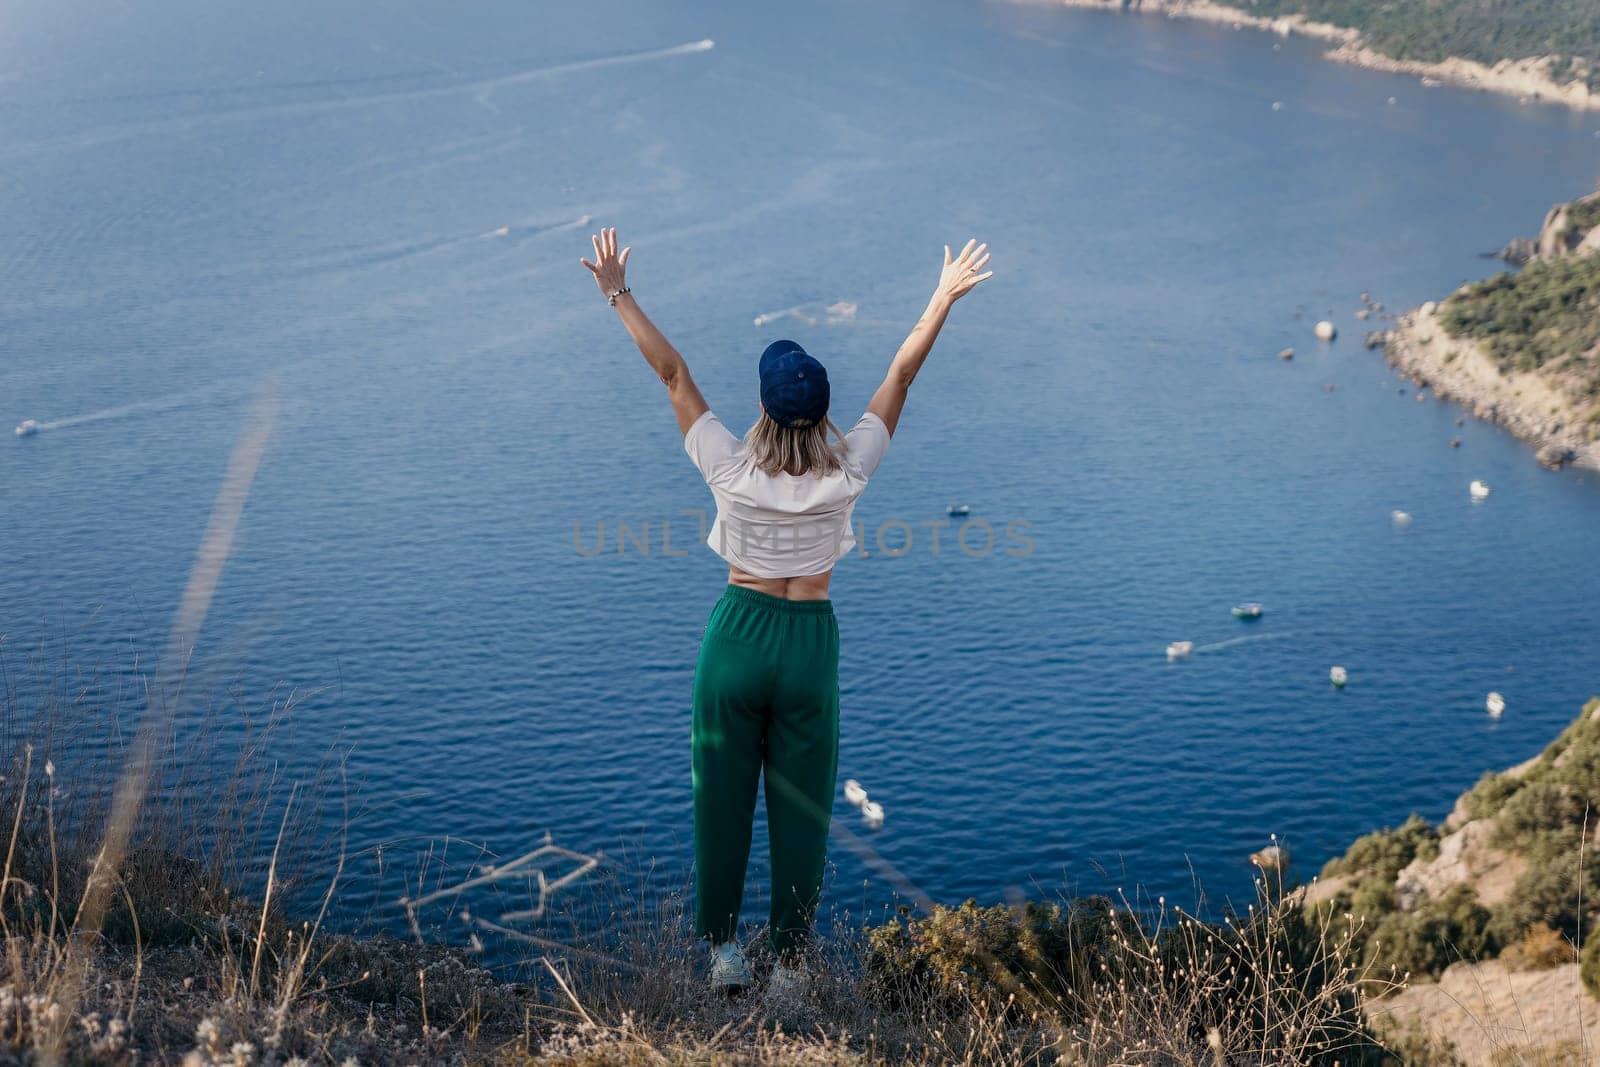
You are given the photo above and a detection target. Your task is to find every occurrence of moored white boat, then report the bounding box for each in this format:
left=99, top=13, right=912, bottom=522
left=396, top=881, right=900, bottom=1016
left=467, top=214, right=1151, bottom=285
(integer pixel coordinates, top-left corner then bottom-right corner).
left=1486, top=692, right=1506, bottom=718
left=1329, top=666, right=1348, bottom=688
left=843, top=779, right=868, bottom=807
left=861, top=800, right=884, bottom=828
left=1470, top=480, right=1491, bottom=500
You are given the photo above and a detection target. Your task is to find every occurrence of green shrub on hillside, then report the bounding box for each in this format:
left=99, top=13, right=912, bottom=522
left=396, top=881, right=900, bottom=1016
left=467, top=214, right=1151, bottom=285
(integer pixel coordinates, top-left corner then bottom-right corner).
left=1321, top=814, right=1439, bottom=883
left=1491, top=780, right=1588, bottom=847
left=1470, top=700, right=1600, bottom=946
left=1313, top=815, right=1442, bottom=974
left=1439, top=254, right=1600, bottom=398
left=1537, top=700, right=1600, bottom=799
left=1346, top=885, right=1496, bottom=981
left=1461, top=771, right=1522, bottom=822
left=1489, top=826, right=1600, bottom=944
left=1581, top=927, right=1600, bottom=997
left=1310, top=700, right=1600, bottom=985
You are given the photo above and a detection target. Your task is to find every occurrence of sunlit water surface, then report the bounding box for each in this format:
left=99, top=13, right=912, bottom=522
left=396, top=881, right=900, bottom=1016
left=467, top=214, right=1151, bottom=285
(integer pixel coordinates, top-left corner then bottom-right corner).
left=3, top=0, right=1599, bottom=940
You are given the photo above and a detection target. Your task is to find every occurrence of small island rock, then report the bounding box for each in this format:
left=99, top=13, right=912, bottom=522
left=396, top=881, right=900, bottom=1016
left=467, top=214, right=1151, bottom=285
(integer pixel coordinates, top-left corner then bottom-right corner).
left=1251, top=844, right=1290, bottom=873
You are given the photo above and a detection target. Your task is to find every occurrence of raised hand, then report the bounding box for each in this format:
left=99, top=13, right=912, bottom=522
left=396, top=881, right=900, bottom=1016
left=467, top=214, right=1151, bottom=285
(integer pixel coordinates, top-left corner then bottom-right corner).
left=580, top=226, right=632, bottom=297
left=583, top=225, right=711, bottom=432
left=936, top=239, right=993, bottom=304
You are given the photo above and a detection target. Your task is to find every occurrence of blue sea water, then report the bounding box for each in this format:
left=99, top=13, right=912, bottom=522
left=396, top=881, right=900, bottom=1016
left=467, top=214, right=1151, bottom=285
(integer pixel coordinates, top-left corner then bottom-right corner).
left=2, top=0, right=1599, bottom=939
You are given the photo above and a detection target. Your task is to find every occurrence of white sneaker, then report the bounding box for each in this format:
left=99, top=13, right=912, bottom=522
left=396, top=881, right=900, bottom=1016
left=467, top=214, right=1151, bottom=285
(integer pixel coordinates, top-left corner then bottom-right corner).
left=766, top=961, right=810, bottom=1001
left=709, top=941, right=752, bottom=992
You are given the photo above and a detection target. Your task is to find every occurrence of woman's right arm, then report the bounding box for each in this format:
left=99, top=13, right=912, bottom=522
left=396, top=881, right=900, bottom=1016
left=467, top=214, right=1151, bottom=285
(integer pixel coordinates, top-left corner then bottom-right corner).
left=581, top=226, right=709, bottom=435
left=866, top=239, right=992, bottom=436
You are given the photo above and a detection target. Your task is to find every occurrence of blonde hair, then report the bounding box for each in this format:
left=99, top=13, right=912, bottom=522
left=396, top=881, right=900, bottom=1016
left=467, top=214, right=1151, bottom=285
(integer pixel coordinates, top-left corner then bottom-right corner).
left=745, top=411, right=845, bottom=476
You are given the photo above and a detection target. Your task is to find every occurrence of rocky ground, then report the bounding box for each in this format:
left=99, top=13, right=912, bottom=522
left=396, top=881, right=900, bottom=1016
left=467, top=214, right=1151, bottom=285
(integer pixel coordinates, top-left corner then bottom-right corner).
left=1380, top=960, right=1597, bottom=1065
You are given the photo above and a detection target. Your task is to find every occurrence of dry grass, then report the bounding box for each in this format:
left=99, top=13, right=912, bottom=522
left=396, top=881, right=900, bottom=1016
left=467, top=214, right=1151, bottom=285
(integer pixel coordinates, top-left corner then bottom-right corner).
left=0, top=638, right=537, bottom=1065
left=1501, top=925, right=1574, bottom=972
left=0, top=645, right=1418, bottom=1066
left=0, top=632, right=1558, bottom=1066
left=511, top=857, right=1409, bottom=1066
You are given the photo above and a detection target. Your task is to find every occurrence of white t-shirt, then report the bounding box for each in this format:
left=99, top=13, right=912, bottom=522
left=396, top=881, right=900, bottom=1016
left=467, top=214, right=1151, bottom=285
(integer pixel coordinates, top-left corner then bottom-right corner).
left=684, top=410, right=892, bottom=578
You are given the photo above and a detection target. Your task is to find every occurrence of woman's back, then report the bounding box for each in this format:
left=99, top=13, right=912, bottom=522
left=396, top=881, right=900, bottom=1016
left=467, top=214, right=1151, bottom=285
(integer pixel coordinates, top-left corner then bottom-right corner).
left=684, top=409, right=892, bottom=587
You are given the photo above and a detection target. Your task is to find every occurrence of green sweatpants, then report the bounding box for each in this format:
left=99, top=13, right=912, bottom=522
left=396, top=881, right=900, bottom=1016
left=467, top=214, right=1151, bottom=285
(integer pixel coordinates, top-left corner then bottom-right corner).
left=692, top=585, right=840, bottom=957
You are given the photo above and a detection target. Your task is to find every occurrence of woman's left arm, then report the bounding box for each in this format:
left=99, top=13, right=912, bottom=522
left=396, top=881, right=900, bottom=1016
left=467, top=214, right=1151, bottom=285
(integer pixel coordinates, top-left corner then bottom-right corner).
left=581, top=227, right=709, bottom=434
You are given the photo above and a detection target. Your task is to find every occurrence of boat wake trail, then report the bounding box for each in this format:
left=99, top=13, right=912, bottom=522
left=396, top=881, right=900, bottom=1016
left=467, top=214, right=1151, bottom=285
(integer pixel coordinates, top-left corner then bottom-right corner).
left=14, top=41, right=716, bottom=157
left=476, top=213, right=592, bottom=243
left=245, top=213, right=591, bottom=283
left=1192, top=632, right=1293, bottom=655
left=20, top=386, right=229, bottom=436
left=469, top=40, right=714, bottom=107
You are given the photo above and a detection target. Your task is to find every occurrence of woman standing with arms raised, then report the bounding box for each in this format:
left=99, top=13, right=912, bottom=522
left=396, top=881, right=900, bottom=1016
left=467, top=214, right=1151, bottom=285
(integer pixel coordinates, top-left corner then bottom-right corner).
left=581, top=228, right=992, bottom=998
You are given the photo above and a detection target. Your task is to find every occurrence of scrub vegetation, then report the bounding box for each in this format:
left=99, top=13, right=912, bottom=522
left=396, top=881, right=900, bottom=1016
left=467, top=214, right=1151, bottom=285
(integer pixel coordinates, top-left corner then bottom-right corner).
left=1438, top=249, right=1600, bottom=400
left=1310, top=698, right=1600, bottom=997
left=1, top=652, right=1589, bottom=1064
left=1227, top=0, right=1600, bottom=89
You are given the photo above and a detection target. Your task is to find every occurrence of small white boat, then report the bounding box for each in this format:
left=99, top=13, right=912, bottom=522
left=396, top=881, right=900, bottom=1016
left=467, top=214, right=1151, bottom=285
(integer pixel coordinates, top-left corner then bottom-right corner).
left=14, top=419, right=39, bottom=437
left=1314, top=320, right=1337, bottom=341
left=843, top=779, right=868, bottom=807
left=947, top=503, right=971, bottom=517
left=1231, top=603, right=1263, bottom=620
left=1329, top=666, right=1348, bottom=688
left=1166, top=641, right=1194, bottom=661
left=1470, top=480, right=1491, bottom=500
left=1486, top=692, right=1506, bottom=718
left=1391, top=510, right=1412, bottom=525
left=861, top=800, right=884, bottom=828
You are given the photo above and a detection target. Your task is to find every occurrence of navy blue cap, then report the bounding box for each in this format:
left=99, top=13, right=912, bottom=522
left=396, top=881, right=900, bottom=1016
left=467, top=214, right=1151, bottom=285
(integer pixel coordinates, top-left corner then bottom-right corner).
left=758, top=339, right=830, bottom=429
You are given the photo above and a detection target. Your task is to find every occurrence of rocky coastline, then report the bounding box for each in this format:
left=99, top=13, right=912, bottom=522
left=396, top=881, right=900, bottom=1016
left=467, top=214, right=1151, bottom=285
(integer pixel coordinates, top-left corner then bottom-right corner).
left=1307, top=698, right=1600, bottom=1063
left=1382, top=302, right=1600, bottom=472
left=1381, top=193, right=1600, bottom=473
left=1052, top=0, right=1600, bottom=112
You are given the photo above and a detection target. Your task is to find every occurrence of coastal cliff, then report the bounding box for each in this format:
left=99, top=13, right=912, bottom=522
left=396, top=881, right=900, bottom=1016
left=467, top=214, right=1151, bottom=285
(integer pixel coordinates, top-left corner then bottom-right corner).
left=1053, top=0, right=1600, bottom=111
left=1381, top=191, right=1600, bottom=472
left=1497, top=194, right=1600, bottom=266
left=1307, top=697, right=1600, bottom=1063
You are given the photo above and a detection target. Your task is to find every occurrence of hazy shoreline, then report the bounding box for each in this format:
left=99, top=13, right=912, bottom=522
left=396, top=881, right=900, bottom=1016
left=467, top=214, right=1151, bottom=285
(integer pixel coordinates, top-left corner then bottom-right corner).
left=1051, top=0, right=1600, bottom=112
